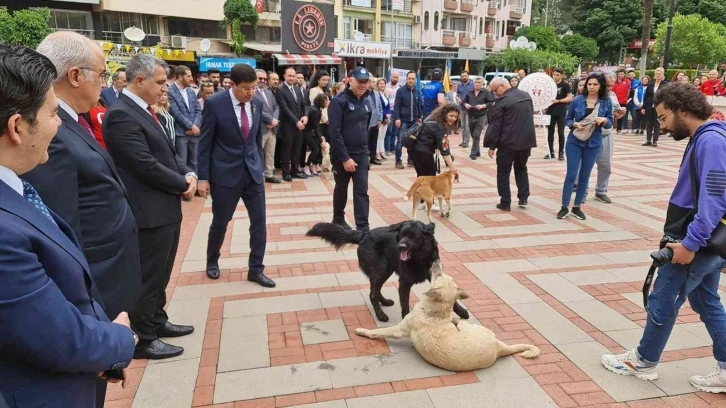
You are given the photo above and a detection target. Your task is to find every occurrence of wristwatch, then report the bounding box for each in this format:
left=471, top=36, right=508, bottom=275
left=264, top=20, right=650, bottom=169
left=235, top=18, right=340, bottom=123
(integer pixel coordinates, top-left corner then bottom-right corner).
left=131, top=330, right=139, bottom=346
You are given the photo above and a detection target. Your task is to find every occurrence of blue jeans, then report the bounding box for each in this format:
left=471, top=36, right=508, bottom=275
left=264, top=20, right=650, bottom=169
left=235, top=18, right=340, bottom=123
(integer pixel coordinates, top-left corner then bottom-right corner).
left=396, top=120, right=414, bottom=164
left=638, top=253, right=726, bottom=364
left=562, top=140, right=602, bottom=207
left=384, top=122, right=396, bottom=152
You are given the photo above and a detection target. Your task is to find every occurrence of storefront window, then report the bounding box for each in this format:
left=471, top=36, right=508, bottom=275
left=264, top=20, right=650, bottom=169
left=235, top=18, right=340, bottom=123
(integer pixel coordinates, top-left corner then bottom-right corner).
left=167, top=18, right=227, bottom=39
left=48, top=9, right=94, bottom=39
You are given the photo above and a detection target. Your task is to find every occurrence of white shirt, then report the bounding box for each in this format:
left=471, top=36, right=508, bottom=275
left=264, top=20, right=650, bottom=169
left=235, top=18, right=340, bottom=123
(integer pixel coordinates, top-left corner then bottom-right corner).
left=57, top=98, right=78, bottom=122
left=385, top=83, right=401, bottom=106
left=122, top=88, right=153, bottom=116
left=177, top=83, right=190, bottom=109
left=229, top=89, right=253, bottom=130
left=0, top=164, right=23, bottom=196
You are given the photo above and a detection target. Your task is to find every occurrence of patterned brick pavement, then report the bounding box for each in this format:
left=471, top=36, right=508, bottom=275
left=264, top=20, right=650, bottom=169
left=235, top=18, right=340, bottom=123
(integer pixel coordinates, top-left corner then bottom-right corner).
left=107, top=131, right=726, bottom=407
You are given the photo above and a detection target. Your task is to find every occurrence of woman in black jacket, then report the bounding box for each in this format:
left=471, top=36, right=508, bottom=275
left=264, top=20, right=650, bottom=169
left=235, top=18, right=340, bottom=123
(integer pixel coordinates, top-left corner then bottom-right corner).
left=303, top=93, right=329, bottom=175
left=641, top=67, right=668, bottom=147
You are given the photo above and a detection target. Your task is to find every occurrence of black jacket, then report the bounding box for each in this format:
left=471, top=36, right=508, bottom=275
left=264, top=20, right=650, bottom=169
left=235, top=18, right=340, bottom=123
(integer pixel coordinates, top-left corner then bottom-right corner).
left=643, top=80, right=669, bottom=112
left=415, top=121, right=452, bottom=156
left=483, top=88, right=537, bottom=151
left=276, top=83, right=308, bottom=133
left=392, top=84, right=422, bottom=123
left=328, top=88, right=372, bottom=161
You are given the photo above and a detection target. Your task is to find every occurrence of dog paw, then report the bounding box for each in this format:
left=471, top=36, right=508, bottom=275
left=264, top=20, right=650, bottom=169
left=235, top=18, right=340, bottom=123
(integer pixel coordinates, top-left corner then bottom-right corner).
left=376, top=313, right=389, bottom=322
left=458, top=309, right=470, bottom=319
left=380, top=298, right=395, bottom=307
left=355, top=328, right=369, bottom=337
left=445, top=212, right=450, bottom=218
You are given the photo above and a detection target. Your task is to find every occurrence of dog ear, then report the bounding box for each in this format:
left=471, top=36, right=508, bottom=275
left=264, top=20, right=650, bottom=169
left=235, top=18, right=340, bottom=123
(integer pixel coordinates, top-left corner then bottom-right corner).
left=457, top=289, right=470, bottom=300
left=423, top=222, right=436, bottom=235
left=423, top=288, right=443, bottom=302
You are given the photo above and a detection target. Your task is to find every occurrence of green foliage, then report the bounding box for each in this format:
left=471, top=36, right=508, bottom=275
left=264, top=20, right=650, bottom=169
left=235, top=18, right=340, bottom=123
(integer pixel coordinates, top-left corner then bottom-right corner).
left=0, top=8, right=52, bottom=49
left=653, top=14, right=726, bottom=66
left=514, top=26, right=561, bottom=51
left=560, top=34, right=599, bottom=61
left=569, top=0, right=644, bottom=58
left=697, top=0, right=726, bottom=26
left=485, top=48, right=579, bottom=73
left=223, top=0, right=259, bottom=56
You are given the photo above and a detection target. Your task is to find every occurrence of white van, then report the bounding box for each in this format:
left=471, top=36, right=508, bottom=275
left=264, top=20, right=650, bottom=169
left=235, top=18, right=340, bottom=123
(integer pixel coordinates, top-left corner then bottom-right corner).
left=483, top=72, right=518, bottom=85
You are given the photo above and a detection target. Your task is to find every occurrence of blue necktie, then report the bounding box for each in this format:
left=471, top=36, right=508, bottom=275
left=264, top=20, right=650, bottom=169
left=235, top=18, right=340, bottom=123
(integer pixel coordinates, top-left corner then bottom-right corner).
left=21, top=179, right=58, bottom=227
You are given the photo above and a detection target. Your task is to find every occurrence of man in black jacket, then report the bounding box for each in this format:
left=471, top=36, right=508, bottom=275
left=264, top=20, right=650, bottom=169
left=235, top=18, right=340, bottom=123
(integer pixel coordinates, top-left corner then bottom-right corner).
left=276, top=66, right=309, bottom=181
left=328, top=67, right=372, bottom=231
left=483, top=77, right=537, bottom=211
left=391, top=71, right=422, bottom=169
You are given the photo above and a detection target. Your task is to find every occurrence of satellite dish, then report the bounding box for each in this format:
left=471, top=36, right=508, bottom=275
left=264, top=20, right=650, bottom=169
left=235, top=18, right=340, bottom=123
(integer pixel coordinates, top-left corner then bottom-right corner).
left=353, top=31, right=366, bottom=42
left=516, top=36, right=529, bottom=45
left=199, top=38, right=211, bottom=52
left=509, top=40, right=517, bottom=48
left=123, top=26, right=146, bottom=42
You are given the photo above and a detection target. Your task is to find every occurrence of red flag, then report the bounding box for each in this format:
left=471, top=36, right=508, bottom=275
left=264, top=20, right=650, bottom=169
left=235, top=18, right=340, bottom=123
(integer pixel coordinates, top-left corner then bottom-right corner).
left=343, top=61, right=349, bottom=85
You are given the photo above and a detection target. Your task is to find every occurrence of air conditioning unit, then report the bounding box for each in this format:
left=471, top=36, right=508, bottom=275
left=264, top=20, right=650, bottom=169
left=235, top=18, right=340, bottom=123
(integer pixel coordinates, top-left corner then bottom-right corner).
left=414, top=15, right=421, bottom=24
left=171, top=35, right=187, bottom=49
left=413, top=42, right=420, bottom=49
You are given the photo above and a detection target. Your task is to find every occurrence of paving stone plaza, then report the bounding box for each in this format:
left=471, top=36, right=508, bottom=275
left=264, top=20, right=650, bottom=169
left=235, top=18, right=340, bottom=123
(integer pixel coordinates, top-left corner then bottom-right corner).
left=109, top=131, right=726, bottom=408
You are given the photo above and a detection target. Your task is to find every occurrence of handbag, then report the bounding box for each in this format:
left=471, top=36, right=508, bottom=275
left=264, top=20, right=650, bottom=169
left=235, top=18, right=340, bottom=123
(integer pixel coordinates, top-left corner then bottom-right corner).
left=688, top=131, right=726, bottom=259
left=572, top=102, right=600, bottom=141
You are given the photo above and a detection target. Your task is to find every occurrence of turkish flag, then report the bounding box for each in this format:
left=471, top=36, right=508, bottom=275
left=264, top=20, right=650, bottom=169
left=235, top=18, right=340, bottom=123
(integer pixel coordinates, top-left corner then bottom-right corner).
left=255, top=0, right=263, bottom=13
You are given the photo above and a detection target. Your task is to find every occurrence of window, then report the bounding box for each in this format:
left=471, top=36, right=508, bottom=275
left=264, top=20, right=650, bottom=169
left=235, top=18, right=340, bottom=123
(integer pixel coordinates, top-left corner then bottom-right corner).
left=495, top=21, right=500, bottom=39
left=100, top=12, right=159, bottom=44
left=450, top=18, right=467, bottom=32
left=383, top=22, right=413, bottom=49
left=441, top=16, right=447, bottom=30
left=382, top=0, right=412, bottom=12
left=343, top=17, right=351, bottom=40
left=424, top=11, right=429, bottom=31
left=238, top=26, right=280, bottom=42
left=48, top=9, right=94, bottom=39
left=434, top=12, right=439, bottom=31
left=353, top=18, right=374, bottom=36
left=166, top=18, right=227, bottom=39
left=501, top=21, right=505, bottom=37
left=479, top=18, right=483, bottom=35
left=506, top=20, right=520, bottom=36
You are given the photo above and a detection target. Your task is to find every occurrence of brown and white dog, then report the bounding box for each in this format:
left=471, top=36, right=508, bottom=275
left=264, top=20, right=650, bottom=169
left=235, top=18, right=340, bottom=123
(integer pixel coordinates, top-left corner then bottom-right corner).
left=404, top=170, right=459, bottom=223
left=355, top=260, right=540, bottom=372
left=320, top=137, right=332, bottom=180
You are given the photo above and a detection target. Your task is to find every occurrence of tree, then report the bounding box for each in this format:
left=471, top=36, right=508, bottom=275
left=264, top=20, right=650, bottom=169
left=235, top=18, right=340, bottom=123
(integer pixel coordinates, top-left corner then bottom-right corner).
left=653, top=14, right=726, bottom=66
left=639, top=0, right=654, bottom=76
left=514, top=25, right=561, bottom=51
left=698, top=0, right=726, bottom=26
left=0, top=8, right=52, bottom=49
left=223, top=0, right=259, bottom=55
left=568, top=0, right=644, bottom=60
left=486, top=48, right=579, bottom=73
left=560, top=34, right=599, bottom=61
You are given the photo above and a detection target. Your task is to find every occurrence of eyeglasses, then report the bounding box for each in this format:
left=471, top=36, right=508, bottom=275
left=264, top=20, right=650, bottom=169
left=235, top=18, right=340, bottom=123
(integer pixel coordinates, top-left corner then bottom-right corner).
left=657, top=109, right=673, bottom=124
left=257, top=77, right=267, bottom=81
left=80, top=67, right=110, bottom=82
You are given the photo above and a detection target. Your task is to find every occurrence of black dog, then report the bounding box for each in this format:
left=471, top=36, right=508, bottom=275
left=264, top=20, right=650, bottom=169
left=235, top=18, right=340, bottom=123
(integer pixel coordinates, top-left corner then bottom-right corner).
left=306, top=220, right=469, bottom=322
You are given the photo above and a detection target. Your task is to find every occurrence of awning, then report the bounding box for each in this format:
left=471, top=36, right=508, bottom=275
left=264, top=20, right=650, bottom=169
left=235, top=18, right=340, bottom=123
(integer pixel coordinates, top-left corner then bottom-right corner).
left=274, top=54, right=341, bottom=65
left=244, top=42, right=282, bottom=53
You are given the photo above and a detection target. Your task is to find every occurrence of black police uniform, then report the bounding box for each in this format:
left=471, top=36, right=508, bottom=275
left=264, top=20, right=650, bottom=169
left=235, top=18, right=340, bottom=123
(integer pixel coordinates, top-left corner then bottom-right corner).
left=328, top=87, right=373, bottom=231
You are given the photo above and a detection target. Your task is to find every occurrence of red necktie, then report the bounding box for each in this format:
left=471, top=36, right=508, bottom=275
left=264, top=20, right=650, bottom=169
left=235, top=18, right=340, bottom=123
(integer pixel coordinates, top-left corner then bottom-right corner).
left=77, top=115, right=94, bottom=137
left=147, top=106, right=161, bottom=127
left=240, top=102, right=250, bottom=143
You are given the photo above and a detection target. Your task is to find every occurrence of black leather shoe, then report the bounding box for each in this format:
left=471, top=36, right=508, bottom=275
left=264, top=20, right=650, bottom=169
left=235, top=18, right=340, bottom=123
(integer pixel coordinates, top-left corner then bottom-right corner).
left=157, top=321, right=194, bottom=338
left=370, top=159, right=382, bottom=165
left=133, top=339, right=184, bottom=360
left=292, top=172, right=308, bottom=179
left=248, top=273, right=276, bottom=288
left=265, top=176, right=282, bottom=184
left=332, top=219, right=352, bottom=230
left=496, top=203, right=512, bottom=212
left=206, top=261, right=220, bottom=280
left=283, top=174, right=292, bottom=182
left=518, top=199, right=528, bottom=207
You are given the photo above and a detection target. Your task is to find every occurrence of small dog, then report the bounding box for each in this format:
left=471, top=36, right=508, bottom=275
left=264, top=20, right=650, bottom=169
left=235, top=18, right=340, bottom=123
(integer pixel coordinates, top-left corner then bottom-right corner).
left=306, top=221, right=469, bottom=322
left=404, top=170, right=459, bottom=223
left=356, top=260, right=540, bottom=372
left=320, top=137, right=332, bottom=180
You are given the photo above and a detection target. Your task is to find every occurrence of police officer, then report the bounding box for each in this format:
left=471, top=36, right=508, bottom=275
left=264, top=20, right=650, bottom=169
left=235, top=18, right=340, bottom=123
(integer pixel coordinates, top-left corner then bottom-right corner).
left=421, top=68, right=446, bottom=118
left=328, top=66, right=373, bottom=232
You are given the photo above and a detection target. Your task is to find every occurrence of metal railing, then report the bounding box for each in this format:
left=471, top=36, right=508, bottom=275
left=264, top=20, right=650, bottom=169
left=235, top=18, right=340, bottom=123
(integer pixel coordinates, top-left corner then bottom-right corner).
left=487, top=0, right=500, bottom=8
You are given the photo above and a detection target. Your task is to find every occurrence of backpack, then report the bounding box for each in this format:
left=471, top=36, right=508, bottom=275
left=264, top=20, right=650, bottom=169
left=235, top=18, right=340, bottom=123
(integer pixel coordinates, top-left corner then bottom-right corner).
left=401, top=120, right=436, bottom=150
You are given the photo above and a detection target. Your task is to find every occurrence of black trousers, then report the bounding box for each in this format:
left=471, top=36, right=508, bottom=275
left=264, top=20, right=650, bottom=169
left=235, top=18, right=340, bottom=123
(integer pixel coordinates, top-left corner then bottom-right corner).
left=302, top=130, right=321, bottom=167
left=368, top=126, right=379, bottom=159
left=645, top=108, right=660, bottom=143
left=411, top=149, right=436, bottom=177
left=207, top=165, right=267, bottom=275
left=279, top=125, right=303, bottom=175
left=547, top=114, right=566, bottom=154
left=130, top=221, right=181, bottom=342
left=333, top=153, right=370, bottom=231
left=496, top=148, right=531, bottom=206
left=95, top=378, right=107, bottom=408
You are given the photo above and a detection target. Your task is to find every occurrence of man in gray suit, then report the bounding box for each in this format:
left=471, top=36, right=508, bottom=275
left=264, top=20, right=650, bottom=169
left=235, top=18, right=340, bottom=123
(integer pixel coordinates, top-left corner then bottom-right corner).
left=168, top=65, right=202, bottom=178
left=255, top=69, right=281, bottom=183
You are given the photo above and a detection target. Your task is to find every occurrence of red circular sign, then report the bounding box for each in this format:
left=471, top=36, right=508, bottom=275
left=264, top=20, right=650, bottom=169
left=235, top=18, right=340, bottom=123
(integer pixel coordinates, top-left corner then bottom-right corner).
left=292, top=4, right=327, bottom=52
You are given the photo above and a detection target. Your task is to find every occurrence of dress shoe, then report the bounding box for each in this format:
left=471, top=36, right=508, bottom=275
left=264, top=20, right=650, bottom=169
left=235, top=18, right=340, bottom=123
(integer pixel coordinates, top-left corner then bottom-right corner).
left=496, top=203, right=511, bottom=212
left=292, top=172, right=308, bottom=179
left=133, top=339, right=184, bottom=360
left=370, top=159, right=382, bottom=165
left=248, top=273, right=276, bottom=288
left=206, top=261, right=220, bottom=280
left=157, top=321, right=194, bottom=338
left=518, top=199, right=528, bottom=207
left=265, top=176, right=282, bottom=184
left=182, top=196, right=192, bottom=202
left=283, top=174, right=293, bottom=182
left=332, top=219, right=352, bottom=230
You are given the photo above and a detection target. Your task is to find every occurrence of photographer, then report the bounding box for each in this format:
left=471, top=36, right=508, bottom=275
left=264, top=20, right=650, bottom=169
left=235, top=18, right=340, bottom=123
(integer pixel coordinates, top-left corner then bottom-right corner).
left=601, top=84, right=726, bottom=391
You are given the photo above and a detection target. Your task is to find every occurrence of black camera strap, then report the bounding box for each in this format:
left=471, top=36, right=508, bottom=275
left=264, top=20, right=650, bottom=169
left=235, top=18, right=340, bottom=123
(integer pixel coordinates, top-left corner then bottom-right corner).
left=642, top=262, right=658, bottom=308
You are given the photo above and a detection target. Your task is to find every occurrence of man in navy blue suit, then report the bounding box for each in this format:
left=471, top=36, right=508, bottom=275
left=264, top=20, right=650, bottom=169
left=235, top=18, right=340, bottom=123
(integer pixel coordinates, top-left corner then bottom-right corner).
left=197, top=63, right=275, bottom=287
left=100, top=68, right=126, bottom=107
left=168, top=65, right=202, bottom=175
left=0, top=45, right=137, bottom=408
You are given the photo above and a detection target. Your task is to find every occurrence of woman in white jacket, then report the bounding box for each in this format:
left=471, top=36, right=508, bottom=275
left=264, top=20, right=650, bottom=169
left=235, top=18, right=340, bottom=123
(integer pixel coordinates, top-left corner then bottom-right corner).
left=631, top=75, right=649, bottom=135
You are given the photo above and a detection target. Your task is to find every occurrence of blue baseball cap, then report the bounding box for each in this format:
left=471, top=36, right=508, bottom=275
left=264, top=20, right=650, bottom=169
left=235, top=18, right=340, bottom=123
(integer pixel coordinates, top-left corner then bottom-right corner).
left=351, top=66, right=370, bottom=80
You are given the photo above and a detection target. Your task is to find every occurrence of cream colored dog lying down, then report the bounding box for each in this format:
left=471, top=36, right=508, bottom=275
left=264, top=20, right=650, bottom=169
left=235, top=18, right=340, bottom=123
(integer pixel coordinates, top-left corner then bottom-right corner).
left=355, top=260, right=540, bottom=372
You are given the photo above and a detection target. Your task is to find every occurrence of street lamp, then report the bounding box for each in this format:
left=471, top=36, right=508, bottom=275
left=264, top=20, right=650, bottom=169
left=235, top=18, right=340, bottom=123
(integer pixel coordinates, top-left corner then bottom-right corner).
left=661, top=0, right=677, bottom=69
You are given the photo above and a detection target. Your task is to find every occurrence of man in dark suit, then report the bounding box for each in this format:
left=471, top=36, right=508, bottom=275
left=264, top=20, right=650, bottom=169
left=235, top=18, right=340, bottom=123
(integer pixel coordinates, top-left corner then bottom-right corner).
left=23, top=32, right=141, bottom=408
left=168, top=65, right=202, bottom=174
left=275, top=66, right=309, bottom=181
left=255, top=69, right=281, bottom=184
left=197, top=63, right=276, bottom=288
left=101, top=68, right=126, bottom=107
left=104, top=53, right=197, bottom=360
left=0, top=44, right=137, bottom=408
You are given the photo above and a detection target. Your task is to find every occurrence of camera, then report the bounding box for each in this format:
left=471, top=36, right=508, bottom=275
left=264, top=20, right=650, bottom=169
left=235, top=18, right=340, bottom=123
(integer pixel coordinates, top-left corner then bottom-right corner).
left=650, top=236, right=680, bottom=267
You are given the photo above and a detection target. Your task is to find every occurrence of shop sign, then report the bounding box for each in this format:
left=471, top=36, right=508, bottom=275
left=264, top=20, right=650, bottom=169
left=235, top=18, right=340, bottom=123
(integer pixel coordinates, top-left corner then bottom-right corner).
left=334, top=39, right=391, bottom=59
left=99, top=42, right=196, bottom=63
left=281, top=1, right=335, bottom=54
left=392, top=0, right=404, bottom=10
left=351, top=0, right=372, bottom=6
left=396, top=50, right=459, bottom=59
left=199, top=58, right=257, bottom=72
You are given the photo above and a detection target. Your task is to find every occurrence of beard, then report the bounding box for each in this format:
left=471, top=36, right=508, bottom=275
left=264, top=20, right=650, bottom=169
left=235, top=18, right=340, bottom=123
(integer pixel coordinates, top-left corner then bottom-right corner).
left=669, top=116, right=691, bottom=141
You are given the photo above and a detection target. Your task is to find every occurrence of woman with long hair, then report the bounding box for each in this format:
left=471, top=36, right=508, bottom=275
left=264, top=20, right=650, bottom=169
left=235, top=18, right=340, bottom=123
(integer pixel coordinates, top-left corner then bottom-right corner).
left=557, top=73, right=613, bottom=221
left=642, top=67, right=668, bottom=146
left=375, top=78, right=391, bottom=162
left=309, top=69, right=331, bottom=139
left=509, top=76, right=519, bottom=88
left=671, top=71, right=686, bottom=83
left=153, top=89, right=175, bottom=143
left=575, top=79, right=585, bottom=96
left=331, top=82, right=345, bottom=97
left=302, top=93, right=328, bottom=175
left=693, top=77, right=702, bottom=88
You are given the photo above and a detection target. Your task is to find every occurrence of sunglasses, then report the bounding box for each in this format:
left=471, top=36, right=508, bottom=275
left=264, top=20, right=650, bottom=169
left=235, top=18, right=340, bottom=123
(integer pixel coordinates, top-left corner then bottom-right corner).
left=257, top=77, right=267, bottom=81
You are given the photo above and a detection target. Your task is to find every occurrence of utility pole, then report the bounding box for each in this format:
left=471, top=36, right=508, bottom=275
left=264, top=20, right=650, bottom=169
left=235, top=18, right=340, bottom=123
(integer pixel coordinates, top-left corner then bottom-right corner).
left=662, top=0, right=677, bottom=69
left=544, top=0, right=550, bottom=27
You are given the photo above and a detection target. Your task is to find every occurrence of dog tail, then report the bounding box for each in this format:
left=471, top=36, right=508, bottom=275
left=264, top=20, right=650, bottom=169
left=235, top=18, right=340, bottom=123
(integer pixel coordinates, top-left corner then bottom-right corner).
left=404, top=180, right=420, bottom=201
left=497, top=343, right=541, bottom=359
left=306, top=222, right=365, bottom=250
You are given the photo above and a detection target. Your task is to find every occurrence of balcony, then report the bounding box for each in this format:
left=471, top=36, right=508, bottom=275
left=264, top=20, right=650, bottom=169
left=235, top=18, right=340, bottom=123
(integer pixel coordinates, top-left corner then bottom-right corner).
left=487, top=1, right=499, bottom=15
left=509, top=5, right=525, bottom=19
left=458, top=31, right=472, bottom=46
left=442, top=30, right=457, bottom=46
left=485, top=35, right=496, bottom=49
left=444, top=0, right=458, bottom=10
left=344, top=0, right=374, bottom=8
left=461, top=0, right=474, bottom=12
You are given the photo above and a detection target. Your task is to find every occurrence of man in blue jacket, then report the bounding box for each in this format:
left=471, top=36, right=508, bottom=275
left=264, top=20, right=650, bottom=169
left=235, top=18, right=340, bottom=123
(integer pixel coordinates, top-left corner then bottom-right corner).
left=601, top=84, right=726, bottom=391
left=391, top=71, right=422, bottom=169
left=0, top=45, right=136, bottom=408
left=328, top=66, right=372, bottom=231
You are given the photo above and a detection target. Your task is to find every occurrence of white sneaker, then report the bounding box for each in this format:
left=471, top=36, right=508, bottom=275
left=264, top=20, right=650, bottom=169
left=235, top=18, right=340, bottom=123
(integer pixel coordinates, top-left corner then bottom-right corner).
left=691, top=366, right=726, bottom=393
left=432, top=203, right=440, bottom=212
left=418, top=202, right=426, bottom=210
left=601, top=349, right=659, bottom=380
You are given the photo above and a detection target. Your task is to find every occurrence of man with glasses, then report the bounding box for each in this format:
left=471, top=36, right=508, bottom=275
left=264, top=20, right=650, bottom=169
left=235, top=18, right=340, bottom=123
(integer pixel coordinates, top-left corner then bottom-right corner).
left=254, top=69, right=281, bottom=183
left=22, top=31, right=141, bottom=408
left=197, top=63, right=276, bottom=288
